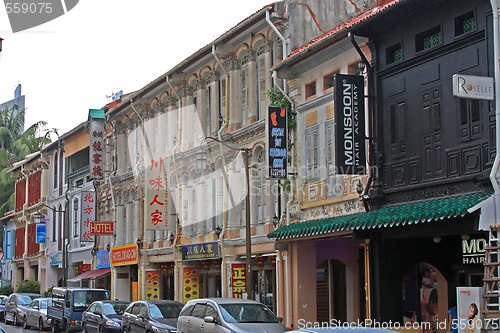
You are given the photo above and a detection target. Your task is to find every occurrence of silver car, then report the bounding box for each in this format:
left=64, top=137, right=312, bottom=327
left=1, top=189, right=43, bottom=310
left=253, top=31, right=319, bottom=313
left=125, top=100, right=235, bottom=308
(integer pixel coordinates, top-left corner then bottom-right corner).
left=177, top=298, right=287, bottom=333
left=23, top=297, right=52, bottom=330
left=288, top=329, right=396, bottom=333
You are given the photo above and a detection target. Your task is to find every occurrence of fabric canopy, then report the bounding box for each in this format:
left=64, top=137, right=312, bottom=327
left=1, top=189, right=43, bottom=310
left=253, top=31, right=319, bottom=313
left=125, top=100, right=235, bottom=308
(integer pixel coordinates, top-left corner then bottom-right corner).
left=68, top=268, right=110, bottom=282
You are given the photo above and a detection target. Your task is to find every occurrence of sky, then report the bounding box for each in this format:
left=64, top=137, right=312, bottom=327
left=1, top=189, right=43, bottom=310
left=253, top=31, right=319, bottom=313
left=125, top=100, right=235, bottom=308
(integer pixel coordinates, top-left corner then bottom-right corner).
left=0, top=0, right=272, bottom=136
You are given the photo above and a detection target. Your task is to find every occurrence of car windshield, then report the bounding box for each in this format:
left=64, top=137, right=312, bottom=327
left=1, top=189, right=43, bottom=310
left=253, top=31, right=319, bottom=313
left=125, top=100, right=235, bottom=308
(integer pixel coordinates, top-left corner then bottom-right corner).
left=219, top=303, right=279, bottom=323
left=73, top=291, right=110, bottom=311
left=18, top=296, right=35, bottom=305
left=39, top=299, right=52, bottom=309
left=149, top=303, right=183, bottom=319
left=103, top=303, right=128, bottom=315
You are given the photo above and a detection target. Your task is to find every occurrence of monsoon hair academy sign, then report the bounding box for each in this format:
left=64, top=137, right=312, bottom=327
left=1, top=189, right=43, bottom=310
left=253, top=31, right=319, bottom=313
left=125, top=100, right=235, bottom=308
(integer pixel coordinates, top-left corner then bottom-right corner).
left=334, top=74, right=366, bottom=174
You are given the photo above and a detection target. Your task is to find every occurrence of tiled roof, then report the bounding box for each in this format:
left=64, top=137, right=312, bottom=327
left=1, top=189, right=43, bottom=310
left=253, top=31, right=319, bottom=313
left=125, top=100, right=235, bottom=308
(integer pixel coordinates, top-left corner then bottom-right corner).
left=267, top=192, right=490, bottom=240
left=273, top=0, right=403, bottom=70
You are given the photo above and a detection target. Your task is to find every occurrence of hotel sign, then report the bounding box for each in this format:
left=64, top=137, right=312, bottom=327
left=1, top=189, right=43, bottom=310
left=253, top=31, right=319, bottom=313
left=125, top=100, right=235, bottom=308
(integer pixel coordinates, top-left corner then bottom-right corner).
left=334, top=74, right=366, bottom=174
left=90, top=221, right=114, bottom=235
left=453, top=74, right=494, bottom=100
left=110, top=244, right=139, bottom=266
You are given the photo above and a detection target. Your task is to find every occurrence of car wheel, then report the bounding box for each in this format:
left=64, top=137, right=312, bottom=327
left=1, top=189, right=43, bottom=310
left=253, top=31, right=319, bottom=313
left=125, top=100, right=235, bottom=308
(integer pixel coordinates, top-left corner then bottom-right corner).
left=39, top=317, right=45, bottom=330
left=23, top=316, right=30, bottom=329
left=51, top=321, right=60, bottom=333
left=98, top=324, right=104, bottom=333
left=123, top=327, right=128, bottom=333
left=81, top=323, right=87, bottom=333
left=13, top=313, right=18, bottom=326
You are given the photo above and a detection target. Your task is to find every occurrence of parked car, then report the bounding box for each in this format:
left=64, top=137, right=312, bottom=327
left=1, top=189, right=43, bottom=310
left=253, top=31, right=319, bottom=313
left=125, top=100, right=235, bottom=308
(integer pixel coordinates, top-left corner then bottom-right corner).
left=121, top=300, right=184, bottom=333
left=177, top=298, right=287, bottom=333
left=4, top=292, right=42, bottom=326
left=82, top=300, right=130, bottom=333
left=23, top=297, right=52, bottom=330
left=0, top=296, right=8, bottom=321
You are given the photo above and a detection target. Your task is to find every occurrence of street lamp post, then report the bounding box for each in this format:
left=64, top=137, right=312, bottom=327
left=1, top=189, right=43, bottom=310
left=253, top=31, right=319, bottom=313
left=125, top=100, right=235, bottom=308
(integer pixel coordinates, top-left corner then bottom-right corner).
left=198, top=137, right=253, bottom=299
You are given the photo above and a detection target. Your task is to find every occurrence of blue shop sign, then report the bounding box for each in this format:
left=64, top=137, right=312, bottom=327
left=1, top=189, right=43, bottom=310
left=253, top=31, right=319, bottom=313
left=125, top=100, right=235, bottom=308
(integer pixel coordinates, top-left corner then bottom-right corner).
left=181, top=242, right=219, bottom=260
left=96, top=250, right=110, bottom=268
left=36, top=223, right=46, bottom=244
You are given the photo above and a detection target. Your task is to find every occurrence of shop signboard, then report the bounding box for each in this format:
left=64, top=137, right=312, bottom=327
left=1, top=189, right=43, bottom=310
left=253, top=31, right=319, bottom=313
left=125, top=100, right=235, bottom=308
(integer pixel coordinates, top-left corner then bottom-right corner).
left=181, top=242, right=219, bottom=260
left=462, top=236, right=487, bottom=265
left=80, top=191, right=96, bottom=242
left=231, top=263, right=246, bottom=298
left=96, top=250, right=110, bottom=269
left=145, top=271, right=160, bottom=300
left=267, top=106, right=287, bottom=179
left=145, top=156, right=169, bottom=230
left=90, top=221, right=114, bottom=235
left=110, top=244, right=138, bottom=266
left=35, top=223, right=46, bottom=243
left=50, top=251, right=63, bottom=266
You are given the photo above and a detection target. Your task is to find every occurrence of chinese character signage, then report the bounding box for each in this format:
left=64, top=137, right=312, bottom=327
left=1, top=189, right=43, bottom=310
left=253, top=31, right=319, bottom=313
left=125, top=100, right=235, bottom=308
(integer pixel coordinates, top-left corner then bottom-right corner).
left=96, top=250, right=110, bottom=269
left=80, top=191, right=96, bottom=242
left=145, top=271, right=160, bottom=300
left=231, top=263, right=246, bottom=298
left=267, top=106, right=287, bottom=179
left=334, top=74, right=366, bottom=174
left=89, top=109, right=105, bottom=180
left=183, top=268, right=199, bottom=303
left=36, top=221, right=46, bottom=244
left=145, top=156, right=169, bottom=230
left=181, top=242, right=219, bottom=260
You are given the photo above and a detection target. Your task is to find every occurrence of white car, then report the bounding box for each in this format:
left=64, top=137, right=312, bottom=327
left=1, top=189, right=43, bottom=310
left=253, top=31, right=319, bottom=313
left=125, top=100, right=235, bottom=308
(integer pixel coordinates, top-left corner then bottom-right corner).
left=23, top=297, right=52, bottom=330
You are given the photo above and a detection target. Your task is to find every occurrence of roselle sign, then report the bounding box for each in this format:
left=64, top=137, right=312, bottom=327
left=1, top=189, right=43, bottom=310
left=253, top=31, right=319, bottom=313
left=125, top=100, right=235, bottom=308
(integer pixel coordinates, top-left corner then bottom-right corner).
left=334, top=74, right=366, bottom=174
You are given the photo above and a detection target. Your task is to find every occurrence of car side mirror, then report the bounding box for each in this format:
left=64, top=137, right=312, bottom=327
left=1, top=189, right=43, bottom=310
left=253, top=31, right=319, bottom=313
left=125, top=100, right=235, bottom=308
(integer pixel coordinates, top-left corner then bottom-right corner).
left=277, top=316, right=284, bottom=323
left=204, top=316, right=216, bottom=323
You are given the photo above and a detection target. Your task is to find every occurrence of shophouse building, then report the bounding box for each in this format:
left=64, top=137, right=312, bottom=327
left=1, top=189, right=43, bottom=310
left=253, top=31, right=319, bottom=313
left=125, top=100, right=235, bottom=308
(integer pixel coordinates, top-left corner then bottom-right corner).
left=271, top=0, right=499, bottom=330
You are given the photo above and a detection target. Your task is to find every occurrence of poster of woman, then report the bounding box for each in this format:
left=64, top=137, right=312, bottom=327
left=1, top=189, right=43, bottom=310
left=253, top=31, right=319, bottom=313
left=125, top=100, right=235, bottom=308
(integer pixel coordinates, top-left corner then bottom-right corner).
left=457, top=287, right=482, bottom=333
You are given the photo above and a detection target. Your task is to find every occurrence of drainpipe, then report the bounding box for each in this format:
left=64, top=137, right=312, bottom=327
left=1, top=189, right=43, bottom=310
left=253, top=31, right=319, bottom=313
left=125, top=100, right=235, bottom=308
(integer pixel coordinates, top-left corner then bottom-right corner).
left=490, top=0, right=500, bottom=196
left=167, top=74, right=183, bottom=302
left=266, top=7, right=288, bottom=90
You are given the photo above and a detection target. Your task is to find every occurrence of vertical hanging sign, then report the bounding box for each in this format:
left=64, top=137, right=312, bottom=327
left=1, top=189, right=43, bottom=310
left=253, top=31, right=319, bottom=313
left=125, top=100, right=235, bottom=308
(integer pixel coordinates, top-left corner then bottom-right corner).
left=80, top=191, right=96, bottom=242
left=145, top=156, right=169, bottom=230
left=231, top=263, right=247, bottom=298
left=334, top=74, right=366, bottom=174
left=89, top=109, right=105, bottom=180
left=267, top=106, right=287, bottom=179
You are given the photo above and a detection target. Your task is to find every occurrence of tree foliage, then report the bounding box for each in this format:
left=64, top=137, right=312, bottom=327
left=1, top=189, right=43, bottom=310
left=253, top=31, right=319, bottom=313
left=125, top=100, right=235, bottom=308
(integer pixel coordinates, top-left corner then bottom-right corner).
left=0, top=104, right=49, bottom=216
left=16, top=279, right=40, bottom=294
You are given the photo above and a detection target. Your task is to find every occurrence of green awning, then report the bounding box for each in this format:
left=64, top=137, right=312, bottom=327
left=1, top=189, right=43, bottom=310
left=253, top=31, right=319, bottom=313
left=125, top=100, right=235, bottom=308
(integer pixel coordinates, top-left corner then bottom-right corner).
left=267, top=192, right=491, bottom=240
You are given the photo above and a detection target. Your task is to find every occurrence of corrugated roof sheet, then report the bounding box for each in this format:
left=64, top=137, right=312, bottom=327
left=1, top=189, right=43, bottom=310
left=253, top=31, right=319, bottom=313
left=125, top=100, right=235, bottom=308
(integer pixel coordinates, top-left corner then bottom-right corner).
left=267, top=192, right=490, bottom=240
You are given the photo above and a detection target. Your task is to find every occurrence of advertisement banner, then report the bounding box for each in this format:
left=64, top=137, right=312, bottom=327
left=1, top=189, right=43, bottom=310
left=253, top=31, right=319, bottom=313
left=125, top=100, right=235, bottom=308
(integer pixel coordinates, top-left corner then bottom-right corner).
left=334, top=74, right=366, bottom=174
left=145, top=156, right=169, bottom=230
left=95, top=250, right=110, bottom=269
left=267, top=106, right=287, bottom=179
left=183, top=268, right=199, bottom=303
left=231, top=263, right=246, bottom=298
left=457, top=287, right=483, bottom=333
left=145, top=271, right=161, bottom=300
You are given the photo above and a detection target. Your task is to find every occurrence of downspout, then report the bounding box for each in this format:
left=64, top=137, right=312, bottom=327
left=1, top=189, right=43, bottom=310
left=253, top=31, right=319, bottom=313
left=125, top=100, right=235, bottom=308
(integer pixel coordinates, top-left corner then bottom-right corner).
left=266, top=7, right=288, bottom=90
left=490, top=0, right=500, bottom=195
left=212, top=43, right=231, bottom=297
left=167, top=74, right=183, bottom=302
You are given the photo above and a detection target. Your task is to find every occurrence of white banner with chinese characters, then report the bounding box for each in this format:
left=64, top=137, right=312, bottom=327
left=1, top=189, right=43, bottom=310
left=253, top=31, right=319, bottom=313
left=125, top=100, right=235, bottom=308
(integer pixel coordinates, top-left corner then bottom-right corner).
left=80, top=191, right=96, bottom=242
left=145, top=156, right=169, bottom=230
left=89, top=109, right=105, bottom=180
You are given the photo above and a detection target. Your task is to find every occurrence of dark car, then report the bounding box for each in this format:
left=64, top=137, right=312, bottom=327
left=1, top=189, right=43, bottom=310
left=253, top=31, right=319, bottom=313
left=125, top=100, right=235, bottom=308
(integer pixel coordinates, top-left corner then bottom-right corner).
left=82, top=300, right=130, bottom=333
left=177, top=298, right=287, bottom=333
left=0, top=296, right=8, bottom=321
left=4, top=292, right=42, bottom=326
left=121, top=300, right=184, bottom=333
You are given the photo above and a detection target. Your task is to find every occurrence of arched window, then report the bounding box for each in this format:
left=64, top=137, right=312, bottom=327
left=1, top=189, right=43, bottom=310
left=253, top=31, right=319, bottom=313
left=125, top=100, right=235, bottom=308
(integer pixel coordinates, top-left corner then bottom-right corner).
left=241, top=53, right=250, bottom=125
left=256, top=149, right=267, bottom=223
left=257, top=44, right=268, bottom=120
left=53, top=152, right=58, bottom=189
